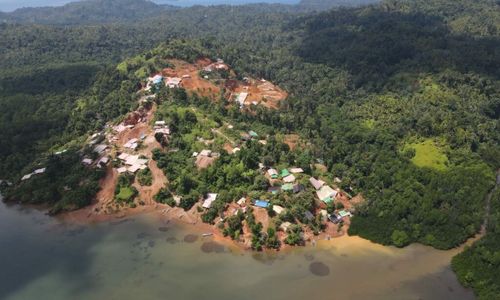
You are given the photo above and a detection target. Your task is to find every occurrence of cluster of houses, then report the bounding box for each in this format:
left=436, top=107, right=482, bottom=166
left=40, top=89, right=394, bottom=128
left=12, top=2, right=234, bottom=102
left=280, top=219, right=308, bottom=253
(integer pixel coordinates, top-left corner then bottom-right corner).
left=81, top=137, right=111, bottom=169
left=154, top=121, right=170, bottom=137
left=116, top=153, right=148, bottom=174
left=203, top=59, right=229, bottom=73
left=145, top=74, right=183, bottom=92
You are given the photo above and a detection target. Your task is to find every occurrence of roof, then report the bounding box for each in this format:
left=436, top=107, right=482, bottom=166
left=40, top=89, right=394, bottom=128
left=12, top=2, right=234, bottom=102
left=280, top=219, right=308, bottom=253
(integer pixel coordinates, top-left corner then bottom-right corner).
left=254, top=200, right=270, bottom=208
left=273, top=205, right=285, bottom=215
left=118, top=153, right=130, bottom=160
left=236, top=92, right=248, bottom=106
left=248, top=130, right=258, bottom=137
left=267, top=168, right=278, bottom=177
left=151, top=75, right=163, bottom=84
left=21, top=174, right=32, bottom=181
left=290, top=168, right=304, bottom=174
left=283, top=174, right=296, bottom=183
left=293, top=184, right=304, bottom=193
left=268, top=186, right=280, bottom=194
left=280, top=169, right=290, bottom=177
left=155, top=121, right=166, bottom=126
left=82, top=158, right=93, bottom=165
left=304, top=211, right=314, bottom=221
left=339, top=210, right=352, bottom=218
left=202, top=193, right=218, bottom=209
left=117, top=167, right=128, bottom=174
left=237, top=197, right=246, bottom=206
left=33, top=168, right=46, bottom=174
left=127, top=164, right=141, bottom=173
left=316, top=185, right=337, bottom=203
left=94, top=144, right=107, bottom=154
left=280, top=221, right=292, bottom=231
left=199, top=149, right=212, bottom=157
left=281, top=183, right=294, bottom=191
left=309, top=177, right=325, bottom=190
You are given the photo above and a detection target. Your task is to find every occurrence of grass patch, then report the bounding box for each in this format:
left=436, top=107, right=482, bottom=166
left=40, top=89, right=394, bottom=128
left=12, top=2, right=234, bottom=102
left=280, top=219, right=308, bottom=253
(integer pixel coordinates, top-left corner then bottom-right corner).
left=404, top=139, right=449, bottom=171
left=362, top=119, right=375, bottom=129
left=116, top=186, right=135, bottom=201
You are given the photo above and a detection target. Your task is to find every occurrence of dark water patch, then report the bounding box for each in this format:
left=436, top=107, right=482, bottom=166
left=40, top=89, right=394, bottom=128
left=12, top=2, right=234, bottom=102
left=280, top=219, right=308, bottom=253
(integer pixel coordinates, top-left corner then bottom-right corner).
left=166, top=237, right=179, bottom=244
left=309, top=262, right=330, bottom=277
left=158, top=227, right=169, bottom=232
left=304, top=253, right=314, bottom=261
left=251, top=253, right=277, bottom=266
left=184, top=234, right=198, bottom=243
left=148, top=240, right=156, bottom=248
left=109, top=219, right=132, bottom=226
left=200, top=241, right=225, bottom=253
left=64, top=226, right=86, bottom=237
left=137, top=232, right=150, bottom=239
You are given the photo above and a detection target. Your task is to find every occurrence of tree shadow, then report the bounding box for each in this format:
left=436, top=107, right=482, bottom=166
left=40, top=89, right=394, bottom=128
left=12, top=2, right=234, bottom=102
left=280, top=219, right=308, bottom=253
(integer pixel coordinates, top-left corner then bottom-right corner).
left=293, top=7, right=500, bottom=88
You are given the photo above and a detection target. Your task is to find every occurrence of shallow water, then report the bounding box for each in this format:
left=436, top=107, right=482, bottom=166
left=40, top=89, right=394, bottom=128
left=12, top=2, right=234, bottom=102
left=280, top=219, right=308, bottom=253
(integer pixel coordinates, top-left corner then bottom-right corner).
left=0, top=201, right=475, bottom=300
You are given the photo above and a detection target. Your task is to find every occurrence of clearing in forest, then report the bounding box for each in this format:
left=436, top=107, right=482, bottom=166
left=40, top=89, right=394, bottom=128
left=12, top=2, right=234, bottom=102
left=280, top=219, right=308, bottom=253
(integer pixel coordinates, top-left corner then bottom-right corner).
left=405, top=139, right=449, bottom=171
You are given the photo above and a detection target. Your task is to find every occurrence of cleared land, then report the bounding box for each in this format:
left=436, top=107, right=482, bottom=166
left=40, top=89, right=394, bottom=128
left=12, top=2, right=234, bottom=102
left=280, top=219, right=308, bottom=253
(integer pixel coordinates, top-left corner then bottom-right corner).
left=405, top=139, right=448, bottom=171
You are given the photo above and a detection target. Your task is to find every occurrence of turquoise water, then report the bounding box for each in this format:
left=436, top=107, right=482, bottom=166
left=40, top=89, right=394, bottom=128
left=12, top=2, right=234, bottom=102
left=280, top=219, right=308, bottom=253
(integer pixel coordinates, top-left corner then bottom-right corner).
left=0, top=199, right=475, bottom=300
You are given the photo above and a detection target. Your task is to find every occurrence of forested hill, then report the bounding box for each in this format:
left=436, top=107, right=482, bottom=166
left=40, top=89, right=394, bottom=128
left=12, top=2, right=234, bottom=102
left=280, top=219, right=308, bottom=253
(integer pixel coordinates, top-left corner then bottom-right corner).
left=0, top=0, right=499, bottom=296
left=0, top=0, right=176, bottom=25
left=298, top=0, right=380, bottom=10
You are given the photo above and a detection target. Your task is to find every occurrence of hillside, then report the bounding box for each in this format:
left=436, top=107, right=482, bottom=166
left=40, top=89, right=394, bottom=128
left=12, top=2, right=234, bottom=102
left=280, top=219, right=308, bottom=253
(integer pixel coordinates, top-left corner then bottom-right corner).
left=298, top=0, right=380, bottom=10
left=0, top=0, right=176, bottom=24
left=0, top=0, right=499, bottom=296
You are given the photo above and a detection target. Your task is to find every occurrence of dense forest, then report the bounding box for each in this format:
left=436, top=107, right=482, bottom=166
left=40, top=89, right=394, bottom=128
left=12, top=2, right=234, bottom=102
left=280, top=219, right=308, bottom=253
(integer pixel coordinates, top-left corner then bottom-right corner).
left=0, top=0, right=499, bottom=297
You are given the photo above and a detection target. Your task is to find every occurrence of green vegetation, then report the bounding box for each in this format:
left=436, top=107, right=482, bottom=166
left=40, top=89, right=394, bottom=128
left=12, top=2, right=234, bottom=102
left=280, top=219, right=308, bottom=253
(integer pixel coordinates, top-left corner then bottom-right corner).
left=0, top=0, right=499, bottom=294
left=452, top=188, right=500, bottom=299
left=404, top=139, right=449, bottom=171
left=115, top=174, right=137, bottom=204
left=154, top=187, right=176, bottom=207
left=137, top=167, right=153, bottom=186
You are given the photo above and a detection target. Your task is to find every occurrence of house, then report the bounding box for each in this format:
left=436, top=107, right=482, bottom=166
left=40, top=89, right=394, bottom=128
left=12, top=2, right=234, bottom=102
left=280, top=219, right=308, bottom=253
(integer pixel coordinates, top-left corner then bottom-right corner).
left=268, top=186, right=280, bottom=194
left=253, top=199, right=270, bottom=208
left=117, top=167, right=128, bottom=174
left=166, top=77, right=182, bottom=88
left=118, top=153, right=130, bottom=161
left=202, top=193, right=218, bottom=209
left=273, top=205, right=285, bottom=215
left=258, top=163, right=265, bottom=170
left=267, top=168, right=278, bottom=179
left=236, top=92, right=248, bottom=107
left=334, top=177, right=342, bottom=183
left=82, top=158, right=93, bottom=165
left=304, top=211, right=314, bottom=221
left=283, top=174, right=296, bottom=183
left=182, top=74, right=191, bottom=79
left=258, top=140, right=267, bottom=145
left=21, top=174, right=32, bottom=181
left=280, top=169, right=290, bottom=178
left=309, top=177, right=325, bottom=190
left=192, top=152, right=199, bottom=157
left=93, top=144, right=107, bottom=154
left=151, top=75, right=163, bottom=85
left=98, top=156, right=110, bottom=167
left=280, top=222, right=292, bottom=232
left=320, top=209, right=328, bottom=221
left=155, top=128, right=170, bottom=135
left=293, top=184, right=304, bottom=193
left=124, top=138, right=139, bottom=150
left=338, top=210, right=352, bottom=218
left=248, top=131, right=258, bottom=138
left=281, top=183, right=294, bottom=192
left=316, top=185, right=337, bottom=203
left=232, top=147, right=241, bottom=154
left=328, top=213, right=342, bottom=224
left=290, top=168, right=304, bottom=174
left=199, top=149, right=212, bottom=157
left=33, top=168, right=46, bottom=174
left=155, top=121, right=166, bottom=126
left=237, top=197, right=246, bottom=206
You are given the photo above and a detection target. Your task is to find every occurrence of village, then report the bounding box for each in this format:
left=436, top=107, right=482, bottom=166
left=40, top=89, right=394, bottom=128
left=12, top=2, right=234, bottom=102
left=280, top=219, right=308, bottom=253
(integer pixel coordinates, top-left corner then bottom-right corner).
left=20, top=57, right=359, bottom=250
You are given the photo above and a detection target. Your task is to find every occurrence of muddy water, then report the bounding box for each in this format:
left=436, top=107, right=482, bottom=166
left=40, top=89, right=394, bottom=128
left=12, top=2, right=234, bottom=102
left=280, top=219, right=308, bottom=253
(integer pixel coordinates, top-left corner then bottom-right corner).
left=0, top=200, right=475, bottom=300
